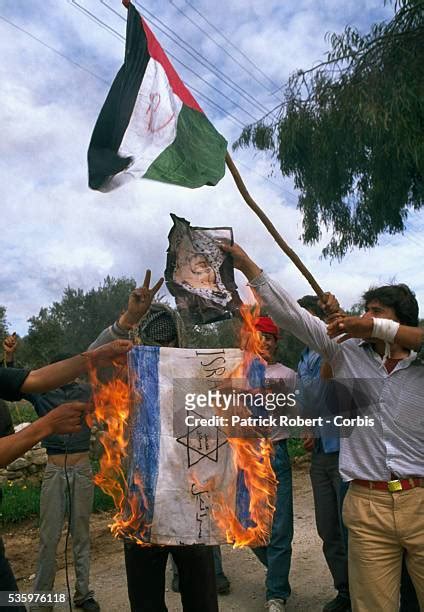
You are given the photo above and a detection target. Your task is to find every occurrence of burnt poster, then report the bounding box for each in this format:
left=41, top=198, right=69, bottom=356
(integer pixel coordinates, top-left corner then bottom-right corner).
left=165, top=214, right=242, bottom=324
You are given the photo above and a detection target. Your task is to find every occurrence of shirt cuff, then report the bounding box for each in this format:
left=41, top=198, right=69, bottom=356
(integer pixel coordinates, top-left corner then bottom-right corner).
left=247, top=271, right=268, bottom=288
left=111, top=322, right=130, bottom=338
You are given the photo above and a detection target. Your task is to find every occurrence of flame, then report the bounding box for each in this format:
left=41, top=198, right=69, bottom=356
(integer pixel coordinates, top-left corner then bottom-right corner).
left=88, top=364, right=150, bottom=545
left=209, top=303, right=278, bottom=548
left=211, top=438, right=276, bottom=547
left=89, top=301, right=278, bottom=549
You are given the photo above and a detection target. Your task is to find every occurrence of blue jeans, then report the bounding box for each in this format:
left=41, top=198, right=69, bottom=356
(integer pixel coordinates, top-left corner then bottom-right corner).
left=252, top=439, right=293, bottom=601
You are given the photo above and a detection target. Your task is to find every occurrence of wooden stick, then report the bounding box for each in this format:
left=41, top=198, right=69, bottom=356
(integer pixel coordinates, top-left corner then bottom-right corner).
left=225, top=152, right=324, bottom=298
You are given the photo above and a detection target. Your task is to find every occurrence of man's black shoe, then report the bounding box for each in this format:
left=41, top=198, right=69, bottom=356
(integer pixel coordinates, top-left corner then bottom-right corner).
left=76, top=598, right=101, bottom=612
left=216, top=573, right=231, bottom=595
left=323, top=594, right=351, bottom=612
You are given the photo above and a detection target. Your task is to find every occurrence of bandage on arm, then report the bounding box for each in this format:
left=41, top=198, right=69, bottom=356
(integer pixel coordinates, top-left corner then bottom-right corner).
left=372, top=318, right=400, bottom=344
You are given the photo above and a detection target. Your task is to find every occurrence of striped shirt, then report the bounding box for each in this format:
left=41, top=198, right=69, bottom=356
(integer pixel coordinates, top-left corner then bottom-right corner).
left=250, top=272, right=424, bottom=482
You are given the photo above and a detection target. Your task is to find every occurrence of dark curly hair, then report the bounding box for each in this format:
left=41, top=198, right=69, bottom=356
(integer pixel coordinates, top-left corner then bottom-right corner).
left=362, top=284, right=419, bottom=327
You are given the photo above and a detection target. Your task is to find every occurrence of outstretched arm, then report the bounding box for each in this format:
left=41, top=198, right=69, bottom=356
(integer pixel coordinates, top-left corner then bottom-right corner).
left=88, top=270, right=164, bottom=349
left=20, top=340, right=132, bottom=393
left=0, top=402, right=89, bottom=467
left=328, top=316, right=424, bottom=351
left=221, top=242, right=339, bottom=361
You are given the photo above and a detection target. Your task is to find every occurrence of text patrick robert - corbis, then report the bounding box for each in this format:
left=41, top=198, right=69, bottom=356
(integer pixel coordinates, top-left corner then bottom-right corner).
left=182, top=389, right=375, bottom=428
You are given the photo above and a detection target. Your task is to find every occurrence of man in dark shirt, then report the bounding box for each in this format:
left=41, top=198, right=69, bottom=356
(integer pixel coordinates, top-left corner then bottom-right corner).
left=0, top=337, right=132, bottom=605
left=25, top=362, right=100, bottom=612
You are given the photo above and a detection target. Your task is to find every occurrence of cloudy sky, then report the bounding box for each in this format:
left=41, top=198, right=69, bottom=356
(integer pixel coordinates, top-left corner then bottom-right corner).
left=1, top=0, right=422, bottom=335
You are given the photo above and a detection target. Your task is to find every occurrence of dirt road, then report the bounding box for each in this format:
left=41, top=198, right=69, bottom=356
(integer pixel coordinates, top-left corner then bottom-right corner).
left=8, top=462, right=335, bottom=611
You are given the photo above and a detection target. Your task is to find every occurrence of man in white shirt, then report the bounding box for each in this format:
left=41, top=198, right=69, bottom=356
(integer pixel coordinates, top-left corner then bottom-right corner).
left=221, top=241, right=424, bottom=612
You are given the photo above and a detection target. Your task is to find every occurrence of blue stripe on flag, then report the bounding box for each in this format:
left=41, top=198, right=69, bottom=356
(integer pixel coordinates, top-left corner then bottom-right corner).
left=128, top=346, right=161, bottom=539
left=235, top=469, right=255, bottom=529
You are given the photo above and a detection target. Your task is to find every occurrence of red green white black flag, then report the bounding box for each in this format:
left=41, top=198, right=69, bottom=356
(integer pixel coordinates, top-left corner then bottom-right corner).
left=88, top=1, right=227, bottom=192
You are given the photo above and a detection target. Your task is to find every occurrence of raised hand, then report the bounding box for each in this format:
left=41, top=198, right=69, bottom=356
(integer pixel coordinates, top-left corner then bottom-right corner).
left=318, top=292, right=345, bottom=322
left=218, top=241, right=262, bottom=281
left=3, top=333, right=18, bottom=362
left=119, top=270, right=164, bottom=330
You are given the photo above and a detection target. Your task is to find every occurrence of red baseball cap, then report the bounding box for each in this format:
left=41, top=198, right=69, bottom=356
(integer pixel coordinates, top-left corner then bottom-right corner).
left=254, top=316, right=279, bottom=339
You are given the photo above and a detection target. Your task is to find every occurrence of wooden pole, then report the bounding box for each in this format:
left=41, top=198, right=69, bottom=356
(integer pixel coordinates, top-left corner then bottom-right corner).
left=225, top=152, right=324, bottom=298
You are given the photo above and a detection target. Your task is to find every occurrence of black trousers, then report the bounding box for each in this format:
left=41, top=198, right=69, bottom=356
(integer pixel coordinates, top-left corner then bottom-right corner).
left=124, top=542, right=218, bottom=612
left=0, top=537, right=26, bottom=612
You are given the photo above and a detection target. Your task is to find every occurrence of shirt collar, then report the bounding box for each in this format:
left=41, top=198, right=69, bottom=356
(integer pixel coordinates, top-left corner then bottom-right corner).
left=359, top=340, right=417, bottom=370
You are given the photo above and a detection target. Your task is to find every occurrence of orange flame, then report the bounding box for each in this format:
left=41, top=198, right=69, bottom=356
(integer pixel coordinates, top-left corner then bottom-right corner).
left=90, top=301, right=277, bottom=549
left=88, top=364, right=150, bottom=545
left=209, top=303, right=278, bottom=547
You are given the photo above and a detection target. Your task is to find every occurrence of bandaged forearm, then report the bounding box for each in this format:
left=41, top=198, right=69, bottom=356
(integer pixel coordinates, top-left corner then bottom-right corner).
left=372, top=318, right=400, bottom=343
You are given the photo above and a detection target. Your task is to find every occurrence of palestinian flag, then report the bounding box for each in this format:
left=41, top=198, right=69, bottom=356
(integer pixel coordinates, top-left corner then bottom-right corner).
left=88, top=1, right=227, bottom=192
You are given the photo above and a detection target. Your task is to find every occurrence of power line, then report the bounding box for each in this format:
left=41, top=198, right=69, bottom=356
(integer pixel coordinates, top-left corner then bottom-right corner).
left=0, top=13, right=109, bottom=85
left=68, top=0, right=261, bottom=123
left=183, top=0, right=280, bottom=92
left=0, top=6, right=300, bottom=204
left=187, top=85, right=245, bottom=128
left=115, top=0, right=273, bottom=118
left=169, top=0, right=280, bottom=95
left=97, top=4, right=299, bottom=202
left=0, top=9, right=244, bottom=135
left=235, top=158, right=299, bottom=205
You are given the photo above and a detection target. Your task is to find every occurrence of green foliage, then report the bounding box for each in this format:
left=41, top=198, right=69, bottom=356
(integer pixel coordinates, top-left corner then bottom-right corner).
left=287, top=438, right=306, bottom=458
left=18, top=276, right=136, bottom=368
left=9, top=400, right=37, bottom=425
left=0, top=477, right=114, bottom=525
left=276, top=332, right=305, bottom=370
left=347, top=302, right=365, bottom=316
left=234, top=0, right=424, bottom=258
left=185, top=318, right=242, bottom=349
left=0, top=306, right=8, bottom=346
left=0, top=482, right=40, bottom=524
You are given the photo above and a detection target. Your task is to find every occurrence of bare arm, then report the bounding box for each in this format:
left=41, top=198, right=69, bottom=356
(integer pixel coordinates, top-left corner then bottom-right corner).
left=88, top=270, right=164, bottom=349
left=328, top=316, right=424, bottom=351
left=20, top=340, right=132, bottom=393
left=395, top=325, right=424, bottom=351
left=0, top=402, right=88, bottom=467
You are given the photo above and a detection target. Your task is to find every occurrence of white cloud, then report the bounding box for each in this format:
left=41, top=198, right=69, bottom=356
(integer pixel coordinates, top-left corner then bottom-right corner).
left=0, top=0, right=422, bottom=338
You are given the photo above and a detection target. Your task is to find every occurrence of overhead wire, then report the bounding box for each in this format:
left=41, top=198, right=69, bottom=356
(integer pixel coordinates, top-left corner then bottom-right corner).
left=3, top=5, right=420, bottom=261
left=169, top=0, right=281, bottom=95
left=235, top=158, right=299, bottom=206
left=67, top=0, right=124, bottom=42
left=0, top=8, right=298, bottom=200
left=187, top=84, right=245, bottom=128
left=101, top=0, right=272, bottom=119
left=0, top=13, right=109, bottom=85
left=0, top=9, right=243, bottom=130
left=183, top=0, right=280, bottom=91
left=68, top=0, right=261, bottom=122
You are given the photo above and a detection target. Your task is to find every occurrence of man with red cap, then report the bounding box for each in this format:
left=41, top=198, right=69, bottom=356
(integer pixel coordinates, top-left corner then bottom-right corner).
left=251, top=316, right=297, bottom=612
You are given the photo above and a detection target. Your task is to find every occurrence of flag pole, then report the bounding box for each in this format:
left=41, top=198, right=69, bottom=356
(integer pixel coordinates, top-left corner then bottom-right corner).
left=225, top=152, right=324, bottom=298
